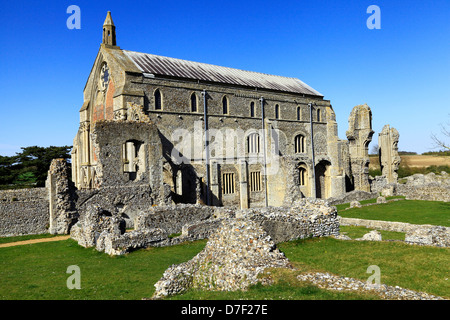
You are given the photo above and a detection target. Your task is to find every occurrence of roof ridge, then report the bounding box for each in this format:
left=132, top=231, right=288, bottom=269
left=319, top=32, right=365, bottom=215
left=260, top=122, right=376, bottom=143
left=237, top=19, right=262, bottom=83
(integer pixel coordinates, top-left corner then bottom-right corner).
left=122, top=49, right=299, bottom=80
left=122, top=49, right=322, bottom=96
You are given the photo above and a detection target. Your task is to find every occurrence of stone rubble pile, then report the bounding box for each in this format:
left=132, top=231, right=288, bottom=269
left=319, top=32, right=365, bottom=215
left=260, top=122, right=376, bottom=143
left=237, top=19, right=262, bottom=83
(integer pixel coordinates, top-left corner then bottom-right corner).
left=152, top=218, right=294, bottom=299
left=297, top=272, right=445, bottom=300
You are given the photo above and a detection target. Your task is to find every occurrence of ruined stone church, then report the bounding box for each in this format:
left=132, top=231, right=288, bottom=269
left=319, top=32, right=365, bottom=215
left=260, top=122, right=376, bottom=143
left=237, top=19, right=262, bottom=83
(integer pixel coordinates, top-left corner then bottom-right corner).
left=71, top=12, right=377, bottom=212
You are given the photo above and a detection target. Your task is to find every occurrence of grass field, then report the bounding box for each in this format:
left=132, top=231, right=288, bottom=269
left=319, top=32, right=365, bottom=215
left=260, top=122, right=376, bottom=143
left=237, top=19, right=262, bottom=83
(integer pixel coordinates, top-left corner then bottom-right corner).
left=0, top=200, right=448, bottom=300
left=337, top=199, right=450, bottom=227
left=369, top=154, right=450, bottom=169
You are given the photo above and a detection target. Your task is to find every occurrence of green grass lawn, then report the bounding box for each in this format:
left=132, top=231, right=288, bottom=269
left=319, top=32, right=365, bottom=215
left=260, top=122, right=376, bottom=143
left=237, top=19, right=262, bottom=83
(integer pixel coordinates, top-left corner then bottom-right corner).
left=334, top=196, right=405, bottom=211
left=279, top=237, right=449, bottom=299
left=1, top=235, right=448, bottom=300
left=0, top=239, right=207, bottom=300
left=337, top=199, right=450, bottom=227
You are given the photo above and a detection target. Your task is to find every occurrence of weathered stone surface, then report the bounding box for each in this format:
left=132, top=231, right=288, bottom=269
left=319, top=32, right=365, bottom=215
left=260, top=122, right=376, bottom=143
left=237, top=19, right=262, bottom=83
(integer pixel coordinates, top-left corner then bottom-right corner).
left=70, top=204, right=125, bottom=248
left=134, top=204, right=215, bottom=236
left=240, top=198, right=339, bottom=243
left=78, top=198, right=339, bottom=255
left=0, top=188, right=49, bottom=237
left=340, top=217, right=450, bottom=247
left=396, top=173, right=450, bottom=202
left=350, top=200, right=361, bottom=208
left=328, top=190, right=378, bottom=205
left=376, top=196, right=387, bottom=204
left=97, top=228, right=167, bottom=255
left=357, top=230, right=382, bottom=241
left=152, top=218, right=293, bottom=299
left=346, top=104, right=374, bottom=192
left=405, top=226, right=450, bottom=247
left=297, top=272, right=445, bottom=300
left=46, top=159, right=78, bottom=234
left=378, top=124, right=400, bottom=184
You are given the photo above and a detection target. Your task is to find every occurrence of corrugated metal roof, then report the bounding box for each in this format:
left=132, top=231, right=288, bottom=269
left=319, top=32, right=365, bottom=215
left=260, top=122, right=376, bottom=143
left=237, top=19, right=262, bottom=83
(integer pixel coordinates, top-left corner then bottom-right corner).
left=123, top=50, right=323, bottom=97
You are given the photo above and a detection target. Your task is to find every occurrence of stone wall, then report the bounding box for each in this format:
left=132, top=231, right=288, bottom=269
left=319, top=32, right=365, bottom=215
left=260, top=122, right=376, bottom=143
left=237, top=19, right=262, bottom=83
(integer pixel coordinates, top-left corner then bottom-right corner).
left=134, top=204, right=217, bottom=236
left=238, top=198, right=339, bottom=243
left=0, top=188, right=49, bottom=237
left=74, top=185, right=164, bottom=229
left=395, top=173, right=450, bottom=202
left=71, top=198, right=339, bottom=256
left=46, top=159, right=78, bottom=234
left=339, top=217, right=450, bottom=247
left=328, top=190, right=379, bottom=205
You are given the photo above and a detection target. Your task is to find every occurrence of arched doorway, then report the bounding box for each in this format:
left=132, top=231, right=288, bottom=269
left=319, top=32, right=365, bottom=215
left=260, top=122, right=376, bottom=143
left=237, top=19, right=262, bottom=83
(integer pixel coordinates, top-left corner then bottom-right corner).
left=315, top=160, right=331, bottom=199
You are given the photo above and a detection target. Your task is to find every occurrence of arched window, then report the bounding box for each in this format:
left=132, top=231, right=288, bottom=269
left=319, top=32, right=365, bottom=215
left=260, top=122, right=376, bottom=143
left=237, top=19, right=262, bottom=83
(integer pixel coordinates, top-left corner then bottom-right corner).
left=294, top=134, right=305, bottom=153
left=317, top=108, right=321, bottom=122
left=247, top=133, right=260, bottom=154
left=297, top=106, right=301, bottom=121
left=191, top=93, right=197, bottom=112
left=275, top=104, right=280, bottom=119
left=222, top=96, right=228, bottom=114
left=154, top=89, right=162, bottom=110
left=250, top=102, right=255, bottom=117
left=298, top=167, right=307, bottom=186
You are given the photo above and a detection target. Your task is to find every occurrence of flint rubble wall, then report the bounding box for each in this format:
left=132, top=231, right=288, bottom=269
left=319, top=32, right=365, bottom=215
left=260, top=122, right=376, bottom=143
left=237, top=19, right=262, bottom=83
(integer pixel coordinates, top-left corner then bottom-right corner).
left=72, top=199, right=340, bottom=255
left=0, top=188, right=49, bottom=237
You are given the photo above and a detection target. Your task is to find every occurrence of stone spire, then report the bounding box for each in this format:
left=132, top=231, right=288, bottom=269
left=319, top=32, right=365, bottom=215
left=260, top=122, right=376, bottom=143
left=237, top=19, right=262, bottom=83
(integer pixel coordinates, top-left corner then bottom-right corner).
left=102, top=11, right=116, bottom=46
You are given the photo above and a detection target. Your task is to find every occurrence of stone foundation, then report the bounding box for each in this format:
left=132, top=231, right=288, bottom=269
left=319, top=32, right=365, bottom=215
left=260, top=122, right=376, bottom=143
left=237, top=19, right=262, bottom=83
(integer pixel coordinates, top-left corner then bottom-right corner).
left=70, top=199, right=340, bottom=255
left=339, top=217, right=450, bottom=247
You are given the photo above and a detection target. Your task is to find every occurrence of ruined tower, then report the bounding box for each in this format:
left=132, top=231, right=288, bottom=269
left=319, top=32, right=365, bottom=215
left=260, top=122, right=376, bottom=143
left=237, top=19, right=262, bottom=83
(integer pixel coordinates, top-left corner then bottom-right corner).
left=378, top=124, right=400, bottom=183
left=346, top=104, right=374, bottom=192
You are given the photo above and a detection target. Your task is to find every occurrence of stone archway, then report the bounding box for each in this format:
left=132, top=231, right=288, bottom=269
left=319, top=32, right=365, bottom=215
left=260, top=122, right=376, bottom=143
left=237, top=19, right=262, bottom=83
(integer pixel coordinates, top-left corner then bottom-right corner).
left=315, top=160, right=331, bottom=199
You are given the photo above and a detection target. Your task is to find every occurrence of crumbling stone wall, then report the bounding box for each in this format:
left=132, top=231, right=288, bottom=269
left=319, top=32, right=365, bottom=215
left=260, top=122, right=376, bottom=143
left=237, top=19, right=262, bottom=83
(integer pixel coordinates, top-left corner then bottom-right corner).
left=378, top=124, right=400, bottom=184
left=134, top=204, right=216, bottom=236
left=0, top=188, right=49, bottom=237
left=346, top=104, right=374, bottom=192
left=339, top=217, right=450, bottom=247
left=396, top=172, right=450, bottom=202
left=71, top=198, right=340, bottom=256
left=328, top=190, right=379, bottom=205
left=239, top=198, right=339, bottom=243
left=46, top=159, right=77, bottom=234
left=74, top=185, right=160, bottom=229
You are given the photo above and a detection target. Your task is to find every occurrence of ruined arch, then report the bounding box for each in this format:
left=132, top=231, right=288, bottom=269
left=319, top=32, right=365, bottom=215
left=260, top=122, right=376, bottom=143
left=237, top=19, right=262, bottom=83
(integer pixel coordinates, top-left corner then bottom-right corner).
left=315, top=160, right=331, bottom=199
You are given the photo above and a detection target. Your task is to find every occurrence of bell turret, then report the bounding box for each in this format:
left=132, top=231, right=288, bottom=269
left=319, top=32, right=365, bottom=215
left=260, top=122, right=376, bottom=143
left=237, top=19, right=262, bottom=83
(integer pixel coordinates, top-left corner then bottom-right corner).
left=102, top=11, right=116, bottom=46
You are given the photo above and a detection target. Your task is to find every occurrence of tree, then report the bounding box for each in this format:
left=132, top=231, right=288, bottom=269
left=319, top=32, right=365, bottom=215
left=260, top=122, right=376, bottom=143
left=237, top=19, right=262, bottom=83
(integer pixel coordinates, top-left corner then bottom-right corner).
left=0, top=145, right=72, bottom=188
left=431, top=115, right=450, bottom=151
left=15, top=146, right=72, bottom=187
left=370, top=144, right=379, bottom=155
left=0, top=155, right=17, bottom=186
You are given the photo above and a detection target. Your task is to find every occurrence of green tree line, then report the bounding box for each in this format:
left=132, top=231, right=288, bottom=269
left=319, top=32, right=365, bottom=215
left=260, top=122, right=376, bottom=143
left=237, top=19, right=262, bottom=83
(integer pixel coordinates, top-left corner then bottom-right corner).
left=0, top=146, right=72, bottom=189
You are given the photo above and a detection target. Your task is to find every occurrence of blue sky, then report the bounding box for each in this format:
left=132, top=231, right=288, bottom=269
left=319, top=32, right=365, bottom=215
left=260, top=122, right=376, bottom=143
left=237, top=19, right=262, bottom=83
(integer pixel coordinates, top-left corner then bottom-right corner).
left=0, top=0, right=449, bottom=156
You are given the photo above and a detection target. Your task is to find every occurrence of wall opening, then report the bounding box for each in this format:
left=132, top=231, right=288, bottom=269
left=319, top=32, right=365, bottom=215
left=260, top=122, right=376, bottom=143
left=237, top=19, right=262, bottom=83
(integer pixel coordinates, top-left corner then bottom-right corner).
left=315, top=160, right=331, bottom=199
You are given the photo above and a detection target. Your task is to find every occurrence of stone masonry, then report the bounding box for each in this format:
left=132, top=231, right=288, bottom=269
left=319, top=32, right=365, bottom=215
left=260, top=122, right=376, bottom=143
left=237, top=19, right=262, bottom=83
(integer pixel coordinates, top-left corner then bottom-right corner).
left=70, top=198, right=339, bottom=256
left=378, top=124, right=401, bottom=184
left=346, top=104, right=374, bottom=192
left=152, top=218, right=294, bottom=298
